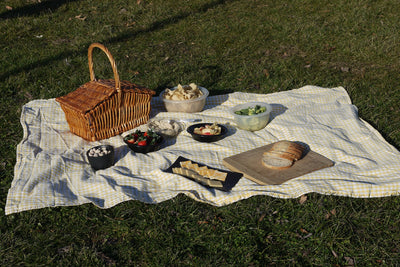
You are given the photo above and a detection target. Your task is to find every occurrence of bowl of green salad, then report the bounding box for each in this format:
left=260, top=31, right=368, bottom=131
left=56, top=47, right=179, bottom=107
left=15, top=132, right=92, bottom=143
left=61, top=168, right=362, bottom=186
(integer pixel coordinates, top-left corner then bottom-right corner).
left=230, top=102, right=272, bottom=131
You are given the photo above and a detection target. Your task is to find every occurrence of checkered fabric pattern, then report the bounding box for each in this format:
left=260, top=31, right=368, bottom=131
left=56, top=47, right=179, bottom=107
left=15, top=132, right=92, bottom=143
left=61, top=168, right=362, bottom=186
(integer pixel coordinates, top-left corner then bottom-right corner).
left=5, top=85, right=400, bottom=214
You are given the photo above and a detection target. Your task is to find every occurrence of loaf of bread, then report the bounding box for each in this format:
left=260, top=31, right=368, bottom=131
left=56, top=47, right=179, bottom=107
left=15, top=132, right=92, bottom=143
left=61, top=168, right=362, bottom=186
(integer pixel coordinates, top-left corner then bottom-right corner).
left=262, top=140, right=305, bottom=170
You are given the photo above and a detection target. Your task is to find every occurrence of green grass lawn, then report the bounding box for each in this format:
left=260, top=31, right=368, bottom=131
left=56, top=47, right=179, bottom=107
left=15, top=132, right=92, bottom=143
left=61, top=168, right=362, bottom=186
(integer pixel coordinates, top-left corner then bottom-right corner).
left=1, top=0, right=400, bottom=265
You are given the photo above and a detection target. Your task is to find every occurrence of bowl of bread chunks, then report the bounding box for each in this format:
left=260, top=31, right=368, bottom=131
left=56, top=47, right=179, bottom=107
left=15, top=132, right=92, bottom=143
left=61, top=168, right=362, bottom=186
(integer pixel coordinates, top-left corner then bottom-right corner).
left=262, top=140, right=305, bottom=170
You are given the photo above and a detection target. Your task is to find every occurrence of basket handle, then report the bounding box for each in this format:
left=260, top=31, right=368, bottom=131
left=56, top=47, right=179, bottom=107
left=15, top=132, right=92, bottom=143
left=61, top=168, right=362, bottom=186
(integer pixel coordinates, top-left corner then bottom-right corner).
left=88, top=43, right=121, bottom=93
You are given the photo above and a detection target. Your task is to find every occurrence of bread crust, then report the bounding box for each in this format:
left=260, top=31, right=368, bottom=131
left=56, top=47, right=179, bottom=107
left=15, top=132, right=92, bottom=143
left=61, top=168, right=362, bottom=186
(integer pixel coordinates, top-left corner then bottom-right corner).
left=271, top=140, right=304, bottom=151
left=269, top=140, right=304, bottom=160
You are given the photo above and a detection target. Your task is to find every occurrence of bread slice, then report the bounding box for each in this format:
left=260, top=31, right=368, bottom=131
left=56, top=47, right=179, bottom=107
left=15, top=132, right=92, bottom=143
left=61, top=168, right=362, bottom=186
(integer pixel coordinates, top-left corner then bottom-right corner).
left=262, top=152, right=294, bottom=169
left=262, top=141, right=305, bottom=170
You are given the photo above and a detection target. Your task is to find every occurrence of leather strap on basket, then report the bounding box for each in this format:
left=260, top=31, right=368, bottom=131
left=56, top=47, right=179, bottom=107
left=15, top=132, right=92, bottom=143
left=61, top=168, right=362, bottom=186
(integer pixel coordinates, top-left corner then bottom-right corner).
left=88, top=43, right=121, bottom=93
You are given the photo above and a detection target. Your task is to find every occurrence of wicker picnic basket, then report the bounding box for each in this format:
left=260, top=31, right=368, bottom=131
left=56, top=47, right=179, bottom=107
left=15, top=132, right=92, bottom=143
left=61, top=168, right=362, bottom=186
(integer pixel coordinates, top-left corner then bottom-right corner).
left=56, top=43, right=155, bottom=141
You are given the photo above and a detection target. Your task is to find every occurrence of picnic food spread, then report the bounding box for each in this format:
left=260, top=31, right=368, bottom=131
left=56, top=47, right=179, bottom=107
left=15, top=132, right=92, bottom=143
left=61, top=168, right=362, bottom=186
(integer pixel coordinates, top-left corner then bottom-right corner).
left=56, top=43, right=330, bottom=189
left=65, top=69, right=312, bottom=188
left=56, top=43, right=332, bottom=191
left=14, top=84, right=400, bottom=216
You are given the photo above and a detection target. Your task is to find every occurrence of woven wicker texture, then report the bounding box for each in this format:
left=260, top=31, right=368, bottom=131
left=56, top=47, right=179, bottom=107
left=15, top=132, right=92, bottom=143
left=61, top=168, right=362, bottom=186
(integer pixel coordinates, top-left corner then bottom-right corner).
left=56, top=43, right=155, bottom=141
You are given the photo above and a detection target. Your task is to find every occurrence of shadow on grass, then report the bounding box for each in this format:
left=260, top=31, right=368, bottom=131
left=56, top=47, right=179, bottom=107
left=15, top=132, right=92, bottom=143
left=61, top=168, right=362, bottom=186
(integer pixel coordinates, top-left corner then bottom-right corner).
left=0, top=0, right=81, bottom=19
left=0, top=0, right=233, bottom=82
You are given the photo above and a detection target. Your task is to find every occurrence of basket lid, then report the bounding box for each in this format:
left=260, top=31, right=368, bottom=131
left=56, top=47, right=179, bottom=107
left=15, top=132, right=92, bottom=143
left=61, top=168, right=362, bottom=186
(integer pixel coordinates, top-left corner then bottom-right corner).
left=56, top=79, right=154, bottom=114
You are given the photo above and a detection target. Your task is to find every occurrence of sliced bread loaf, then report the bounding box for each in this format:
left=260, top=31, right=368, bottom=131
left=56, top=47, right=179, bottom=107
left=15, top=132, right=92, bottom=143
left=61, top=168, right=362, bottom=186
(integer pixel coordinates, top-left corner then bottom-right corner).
left=262, top=140, right=305, bottom=170
left=269, top=140, right=304, bottom=160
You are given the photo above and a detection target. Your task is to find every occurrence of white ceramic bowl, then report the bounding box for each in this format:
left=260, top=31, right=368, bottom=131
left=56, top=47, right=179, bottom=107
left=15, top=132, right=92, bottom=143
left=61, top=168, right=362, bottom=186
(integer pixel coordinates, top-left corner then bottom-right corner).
left=230, top=102, right=272, bottom=131
left=160, top=86, right=209, bottom=113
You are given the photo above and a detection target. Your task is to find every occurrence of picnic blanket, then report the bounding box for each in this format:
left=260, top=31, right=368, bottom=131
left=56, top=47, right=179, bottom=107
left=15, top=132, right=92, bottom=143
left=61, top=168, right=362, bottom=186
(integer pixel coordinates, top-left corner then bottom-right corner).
left=5, top=85, right=400, bottom=215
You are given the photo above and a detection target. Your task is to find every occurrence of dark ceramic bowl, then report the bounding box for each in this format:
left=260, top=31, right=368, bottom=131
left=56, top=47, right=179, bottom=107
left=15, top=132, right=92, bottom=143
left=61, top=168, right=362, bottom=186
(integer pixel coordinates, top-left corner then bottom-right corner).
left=187, top=123, right=228, bottom=143
left=124, top=136, right=164, bottom=154
left=86, top=145, right=115, bottom=170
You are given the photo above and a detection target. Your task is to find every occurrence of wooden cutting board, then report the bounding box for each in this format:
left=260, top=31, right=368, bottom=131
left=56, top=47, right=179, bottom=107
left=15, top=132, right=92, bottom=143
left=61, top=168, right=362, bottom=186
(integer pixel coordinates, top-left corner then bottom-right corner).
left=222, top=142, right=334, bottom=185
